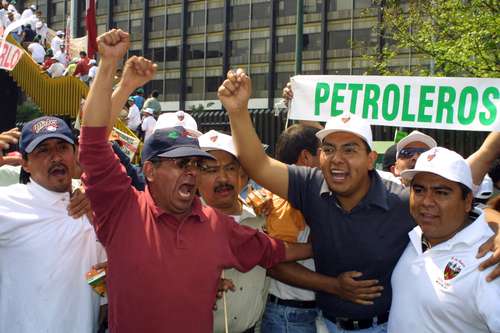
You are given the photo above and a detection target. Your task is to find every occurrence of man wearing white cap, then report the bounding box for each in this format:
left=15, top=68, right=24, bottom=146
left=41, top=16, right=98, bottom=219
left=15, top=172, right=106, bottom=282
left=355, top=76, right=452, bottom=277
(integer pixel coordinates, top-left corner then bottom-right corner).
left=389, top=147, right=500, bottom=332
left=197, top=130, right=269, bottom=333
left=20, top=3, right=35, bottom=20
left=51, top=30, right=64, bottom=53
left=218, top=69, right=500, bottom=333
left=393, top=130, right=437, bottom=182
left=154, top=110, right=202, bottom=137
left=87, top=59, right=97, bottom=85
left=140, top=107, right=156, bottom=141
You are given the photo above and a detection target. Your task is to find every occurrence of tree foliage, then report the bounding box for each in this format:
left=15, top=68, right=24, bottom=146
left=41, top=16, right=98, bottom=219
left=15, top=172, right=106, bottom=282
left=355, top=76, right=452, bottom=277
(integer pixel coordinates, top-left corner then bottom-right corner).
left=369, top=0, right=499, bottom=77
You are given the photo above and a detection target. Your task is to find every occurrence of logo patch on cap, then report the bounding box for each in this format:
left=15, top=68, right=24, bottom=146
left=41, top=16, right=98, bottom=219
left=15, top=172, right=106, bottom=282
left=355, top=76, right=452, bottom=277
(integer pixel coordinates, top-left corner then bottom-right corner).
left=341, top=115, right=351, bottom=123
left=444, top=256, right=464, bottom=280
left=32, top=119, right=59, bottom=134
left=210, top=134, right=218, bottom=142
left=427, top=149, right=437, bottom=161
left=167, top=130, right=180, bottom=139
left=177, top=114, right=185, bottom=121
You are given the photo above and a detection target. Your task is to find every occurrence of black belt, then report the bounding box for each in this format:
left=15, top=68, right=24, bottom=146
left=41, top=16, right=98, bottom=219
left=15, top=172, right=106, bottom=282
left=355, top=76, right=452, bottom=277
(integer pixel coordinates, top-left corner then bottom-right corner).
left=325, top=312, right=389, bottom=331
left=267, top=294, right=317, bottom=309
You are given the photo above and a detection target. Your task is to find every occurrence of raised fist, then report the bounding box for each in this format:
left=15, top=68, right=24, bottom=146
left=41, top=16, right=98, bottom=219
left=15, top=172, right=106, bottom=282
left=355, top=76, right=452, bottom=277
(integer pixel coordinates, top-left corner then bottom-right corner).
left=96, top=29, right=130, bottom=61
left=119, top=56, right=157, bottom=91
left=218, top=68, right=252, bottom=113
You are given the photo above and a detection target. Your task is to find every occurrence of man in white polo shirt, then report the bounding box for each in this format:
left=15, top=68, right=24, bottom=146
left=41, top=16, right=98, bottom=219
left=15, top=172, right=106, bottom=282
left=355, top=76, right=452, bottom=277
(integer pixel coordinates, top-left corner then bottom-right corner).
left=388, top=147, right=500, bottom=332
left=197, top=130, right=269, bottom=333
left=0, top=116, right=106, bottom=333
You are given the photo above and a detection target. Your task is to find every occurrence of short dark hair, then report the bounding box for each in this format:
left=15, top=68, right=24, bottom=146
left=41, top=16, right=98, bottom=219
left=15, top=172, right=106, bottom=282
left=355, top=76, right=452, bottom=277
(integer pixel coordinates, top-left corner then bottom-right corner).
left=20, top=152, right=30, bottom=184
left=275, top=124, right=320, bottom=164
left=151, top=90, right=159, bottom=98
left=80, top=51, right=87, bottom=57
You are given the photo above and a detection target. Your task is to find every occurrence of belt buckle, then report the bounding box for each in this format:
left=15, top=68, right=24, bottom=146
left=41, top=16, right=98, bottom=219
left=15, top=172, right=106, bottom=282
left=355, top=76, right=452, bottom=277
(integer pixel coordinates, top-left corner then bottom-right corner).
left=352, top=320, right=360, bottom=330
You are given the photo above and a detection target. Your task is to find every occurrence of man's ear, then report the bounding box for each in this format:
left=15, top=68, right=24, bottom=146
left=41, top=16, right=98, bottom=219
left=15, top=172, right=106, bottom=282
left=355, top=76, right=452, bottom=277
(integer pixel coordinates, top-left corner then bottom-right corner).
left=367, top=151, right=378, bottom=171
left=142, top=161, right=155, bottom=182
left=464, top=191, right=473, bottom=213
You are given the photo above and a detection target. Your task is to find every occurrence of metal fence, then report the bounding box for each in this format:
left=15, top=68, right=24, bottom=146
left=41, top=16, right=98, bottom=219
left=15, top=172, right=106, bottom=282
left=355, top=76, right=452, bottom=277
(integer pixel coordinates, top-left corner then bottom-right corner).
left=191, top=109, right=488, bottom=158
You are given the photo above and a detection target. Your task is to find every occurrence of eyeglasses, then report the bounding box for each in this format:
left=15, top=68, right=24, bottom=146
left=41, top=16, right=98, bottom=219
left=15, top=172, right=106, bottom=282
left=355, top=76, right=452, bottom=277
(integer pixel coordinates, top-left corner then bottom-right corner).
left=320, top=143, right=364, bottom=158
left=399, top=147, right=428, bottom=159
left=153, top=157, right=204, bottom=171
left=199, top=162, right=239, bottom=175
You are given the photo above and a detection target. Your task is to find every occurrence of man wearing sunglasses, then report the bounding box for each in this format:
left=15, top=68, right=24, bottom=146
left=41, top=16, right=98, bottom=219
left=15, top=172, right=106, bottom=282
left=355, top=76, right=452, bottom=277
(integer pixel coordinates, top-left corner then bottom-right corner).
left=78, top=30, right=312, bottom=333
left=394, top=130, right=437, bottom=184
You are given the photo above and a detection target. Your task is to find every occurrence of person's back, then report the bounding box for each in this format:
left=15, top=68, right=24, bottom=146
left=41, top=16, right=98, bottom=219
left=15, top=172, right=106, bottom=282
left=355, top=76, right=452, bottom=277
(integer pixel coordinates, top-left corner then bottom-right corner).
left=28, top=41, right=45, bottom=64
left=48, top=60, right=65, bottom=78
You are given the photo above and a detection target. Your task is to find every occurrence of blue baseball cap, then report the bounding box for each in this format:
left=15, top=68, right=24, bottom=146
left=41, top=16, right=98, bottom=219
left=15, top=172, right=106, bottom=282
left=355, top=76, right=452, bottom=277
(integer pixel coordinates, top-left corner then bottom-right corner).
left=141, top=126, right=214, bottom=162
left=20, top=116, right=75, bottom=154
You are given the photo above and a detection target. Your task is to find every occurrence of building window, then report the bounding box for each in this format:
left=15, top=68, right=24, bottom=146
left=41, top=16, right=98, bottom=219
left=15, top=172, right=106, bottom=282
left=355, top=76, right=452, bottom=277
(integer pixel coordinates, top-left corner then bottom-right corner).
left=274, top=72, right=293, bottom=91
left=114, top=20, right=128, bottom=31
left=153, top=47, right=165, bottom=62
left=252, top=38, right=269, bottom=55
left=329, top=0, right=353, bottom=11
left=278, top=0, right=296, bottom=16
left=353, top=28, right=375, bottom=47
left=129, top=49, right=142, bottom=57
left=188, top=44, right=204, bottom=60
left=149, top=80, right=164, bottom=96
left=188, top=10, right=205, bottom=27
left=230, top=39, right=249, bottom=57
left=303, top=33, right=321, bottom=51
left=252, top=73, right=268, bottom=91
left=148, top=15, right=165, bottom=32
left=207, top=7, right=224, bottom=25
left=276, top=35, right=295, bottom=53
left=328, top=30, right=350, bottom=49
left=167, top=13, right=181, bottom=30
left=165, top=78, right=180, bottom=101
left=231, top=4, right=249, bottom=23
left=252, top=2, right=270, bottom=24
left=205, top=76, right=222, bottom=93
left=206, top=41, right=223, bottom=59
left=186, top=77, right=204, bottom=94
left=354, top=0, right=374, bottom=9
left=130, top=19, right=142, bottom=34
left=304, top=0, right=320, bottom=13
left=165, top=46, right=179, bottom=61
left=51, top=2, right=64, bottom=16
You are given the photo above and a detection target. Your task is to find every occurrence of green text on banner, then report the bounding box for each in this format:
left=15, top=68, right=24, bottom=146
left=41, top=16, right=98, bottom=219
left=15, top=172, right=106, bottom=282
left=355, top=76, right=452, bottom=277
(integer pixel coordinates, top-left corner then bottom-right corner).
left=289, top=75, right=499, bottom=132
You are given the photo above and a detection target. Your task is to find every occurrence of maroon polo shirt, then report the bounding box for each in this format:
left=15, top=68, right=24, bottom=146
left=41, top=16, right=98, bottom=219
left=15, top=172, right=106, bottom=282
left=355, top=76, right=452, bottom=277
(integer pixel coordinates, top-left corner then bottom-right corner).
left=79, top=126, right=285, bottom=333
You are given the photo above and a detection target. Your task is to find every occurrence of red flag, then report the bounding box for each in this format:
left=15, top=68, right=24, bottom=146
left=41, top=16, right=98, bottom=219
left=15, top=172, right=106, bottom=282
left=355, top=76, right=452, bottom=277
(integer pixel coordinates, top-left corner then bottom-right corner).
left=85, top=0, right=97, bottom=58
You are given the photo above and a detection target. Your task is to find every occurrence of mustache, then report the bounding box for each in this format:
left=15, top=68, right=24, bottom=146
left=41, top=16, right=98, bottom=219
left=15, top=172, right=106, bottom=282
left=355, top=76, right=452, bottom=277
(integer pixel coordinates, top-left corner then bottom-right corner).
left=48, top=163, right=68, bottom=174
left=214, top=183, right=234, bottom=193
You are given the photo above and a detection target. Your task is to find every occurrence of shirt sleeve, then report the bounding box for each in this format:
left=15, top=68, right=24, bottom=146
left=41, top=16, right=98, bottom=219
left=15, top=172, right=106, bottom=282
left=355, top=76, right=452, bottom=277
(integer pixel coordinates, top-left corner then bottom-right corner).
left=287, top=165, right=321, bottom=214
left=79, top=126, right=137, bottom=246
left=475, top=269, right=500, bottom=331
left=224, top=215, right=286, bottom=272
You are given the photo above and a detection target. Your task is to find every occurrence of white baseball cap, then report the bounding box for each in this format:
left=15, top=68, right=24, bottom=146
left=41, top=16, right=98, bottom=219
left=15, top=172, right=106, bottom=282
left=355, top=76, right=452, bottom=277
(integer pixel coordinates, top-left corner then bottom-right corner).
left=316, top=112, right=373, bottom=149
left=56, top=30, right=64, bottom=36
left=475, top=175, right=493, bottom=200
left=30, top=4, right=36, bottom=10
left=198, top=130, right=237, bottom=157
left=142, top=107, right=155, bottom=115
left=154, top=110, right=202, bottom=137
left=89, top=59, right=97, bottom=65
left=401, top=147, right=473, bottom=190
left=396, top=130, right=437, bottom=159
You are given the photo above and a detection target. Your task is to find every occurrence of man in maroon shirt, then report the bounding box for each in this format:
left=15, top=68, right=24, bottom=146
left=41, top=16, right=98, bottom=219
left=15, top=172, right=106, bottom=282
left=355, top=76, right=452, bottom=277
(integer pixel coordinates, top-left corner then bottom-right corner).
left=73, top=51, right=91, bottom=82
left=79, top=29, right=312, bottom=333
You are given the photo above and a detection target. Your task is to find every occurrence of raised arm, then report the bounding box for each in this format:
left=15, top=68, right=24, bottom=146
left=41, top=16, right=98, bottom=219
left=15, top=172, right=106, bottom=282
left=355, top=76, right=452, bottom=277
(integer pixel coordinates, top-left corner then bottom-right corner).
left=82, top=29, right=130, bottom=127
left=109, top=57, right=157, bottom=135
left=467, top=132, right=500, bottom=186
left=218, top=69, right=289, bottom=199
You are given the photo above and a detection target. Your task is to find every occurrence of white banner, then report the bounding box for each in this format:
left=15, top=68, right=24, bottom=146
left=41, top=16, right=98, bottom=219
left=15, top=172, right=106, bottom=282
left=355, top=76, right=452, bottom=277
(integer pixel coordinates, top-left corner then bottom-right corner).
left=0, top=38, right=22, bottom=71
left=289, top=75, right=500, bottom=132
left=110, top=127, right=140, bottom=161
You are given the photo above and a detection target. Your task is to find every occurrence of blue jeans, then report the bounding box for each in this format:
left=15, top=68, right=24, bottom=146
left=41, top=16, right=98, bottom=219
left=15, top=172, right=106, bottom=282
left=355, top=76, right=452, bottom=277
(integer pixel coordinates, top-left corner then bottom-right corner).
left=324, top=317, right=387, bottom=333
left=261, top=300, right=319, bottom=333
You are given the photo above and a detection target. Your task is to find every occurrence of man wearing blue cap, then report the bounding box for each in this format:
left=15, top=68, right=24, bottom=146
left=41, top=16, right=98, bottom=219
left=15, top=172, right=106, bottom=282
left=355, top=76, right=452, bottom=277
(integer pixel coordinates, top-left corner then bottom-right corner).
left=78, top=29, right=311, bottom=333
left=0, top=116, right=106, bottom=333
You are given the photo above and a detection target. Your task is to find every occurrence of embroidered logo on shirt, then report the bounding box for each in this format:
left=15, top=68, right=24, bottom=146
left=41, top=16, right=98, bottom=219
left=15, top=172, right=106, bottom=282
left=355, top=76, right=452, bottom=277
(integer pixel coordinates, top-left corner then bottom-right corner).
left=443, top=256, right=464, bottom=280
left=167, top=130, right=180, bottom=139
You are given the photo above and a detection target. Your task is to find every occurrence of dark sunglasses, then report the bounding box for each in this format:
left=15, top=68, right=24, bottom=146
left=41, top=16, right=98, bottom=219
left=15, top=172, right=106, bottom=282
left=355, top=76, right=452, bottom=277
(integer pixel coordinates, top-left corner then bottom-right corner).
left=399, top=147, right=428, bottom=159
left=153, top=157, right=203, bottom=171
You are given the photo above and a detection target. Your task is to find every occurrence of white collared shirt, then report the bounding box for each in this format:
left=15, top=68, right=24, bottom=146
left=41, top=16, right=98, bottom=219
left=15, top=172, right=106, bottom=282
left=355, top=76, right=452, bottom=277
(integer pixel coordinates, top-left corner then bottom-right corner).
left=213, top=202, right=270, bottom=333
left=0, top=180, right=106, bottom=333
left=388, top=214, right=500, bottom=332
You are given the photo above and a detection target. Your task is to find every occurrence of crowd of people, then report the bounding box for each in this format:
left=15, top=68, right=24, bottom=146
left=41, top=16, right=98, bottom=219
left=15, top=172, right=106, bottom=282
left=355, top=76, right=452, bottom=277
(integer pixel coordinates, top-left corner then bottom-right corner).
left=1, top=1, right=98, bottom=81
left=1, top=28, right=500, bottom=333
